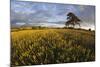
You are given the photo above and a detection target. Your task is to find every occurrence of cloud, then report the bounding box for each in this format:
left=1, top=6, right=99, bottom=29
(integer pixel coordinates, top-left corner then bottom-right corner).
left=11, top=1, right=95, bottom=29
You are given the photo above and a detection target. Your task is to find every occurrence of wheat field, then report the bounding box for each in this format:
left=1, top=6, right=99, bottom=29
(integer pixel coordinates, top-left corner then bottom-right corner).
left=11, top=28, right=95, bottom=66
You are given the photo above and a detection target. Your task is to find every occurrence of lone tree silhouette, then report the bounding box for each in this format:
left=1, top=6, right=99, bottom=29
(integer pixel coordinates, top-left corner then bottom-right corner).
left=65, top=12, right=82, bottom=28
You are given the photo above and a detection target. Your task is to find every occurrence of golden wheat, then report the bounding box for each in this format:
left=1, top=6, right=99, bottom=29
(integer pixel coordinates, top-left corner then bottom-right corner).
left=11, top=29, right=95, bottom=66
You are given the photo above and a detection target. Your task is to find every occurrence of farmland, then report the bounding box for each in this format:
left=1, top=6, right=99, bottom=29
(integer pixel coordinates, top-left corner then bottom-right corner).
left=11, top=28, right=95, bottom=66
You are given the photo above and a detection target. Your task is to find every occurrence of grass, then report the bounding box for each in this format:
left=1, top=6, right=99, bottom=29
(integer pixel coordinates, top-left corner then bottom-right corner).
left=11, top=28, right=95, bottom=66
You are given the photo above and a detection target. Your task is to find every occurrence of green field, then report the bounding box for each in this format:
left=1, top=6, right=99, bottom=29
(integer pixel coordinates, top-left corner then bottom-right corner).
left=11, top=28, right=95, bottom=66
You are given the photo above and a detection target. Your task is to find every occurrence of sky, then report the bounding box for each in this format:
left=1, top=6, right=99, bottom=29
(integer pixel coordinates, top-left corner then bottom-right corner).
left=11, top=0, right=95, bottom=30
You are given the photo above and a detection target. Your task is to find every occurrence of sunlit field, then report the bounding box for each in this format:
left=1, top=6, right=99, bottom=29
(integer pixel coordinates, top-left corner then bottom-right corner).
left=11, top=28, right=95, bottom=66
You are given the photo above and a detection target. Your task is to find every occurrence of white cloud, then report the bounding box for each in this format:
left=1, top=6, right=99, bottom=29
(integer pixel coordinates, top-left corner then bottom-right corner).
left=16, top=22, right=26, bottom=25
